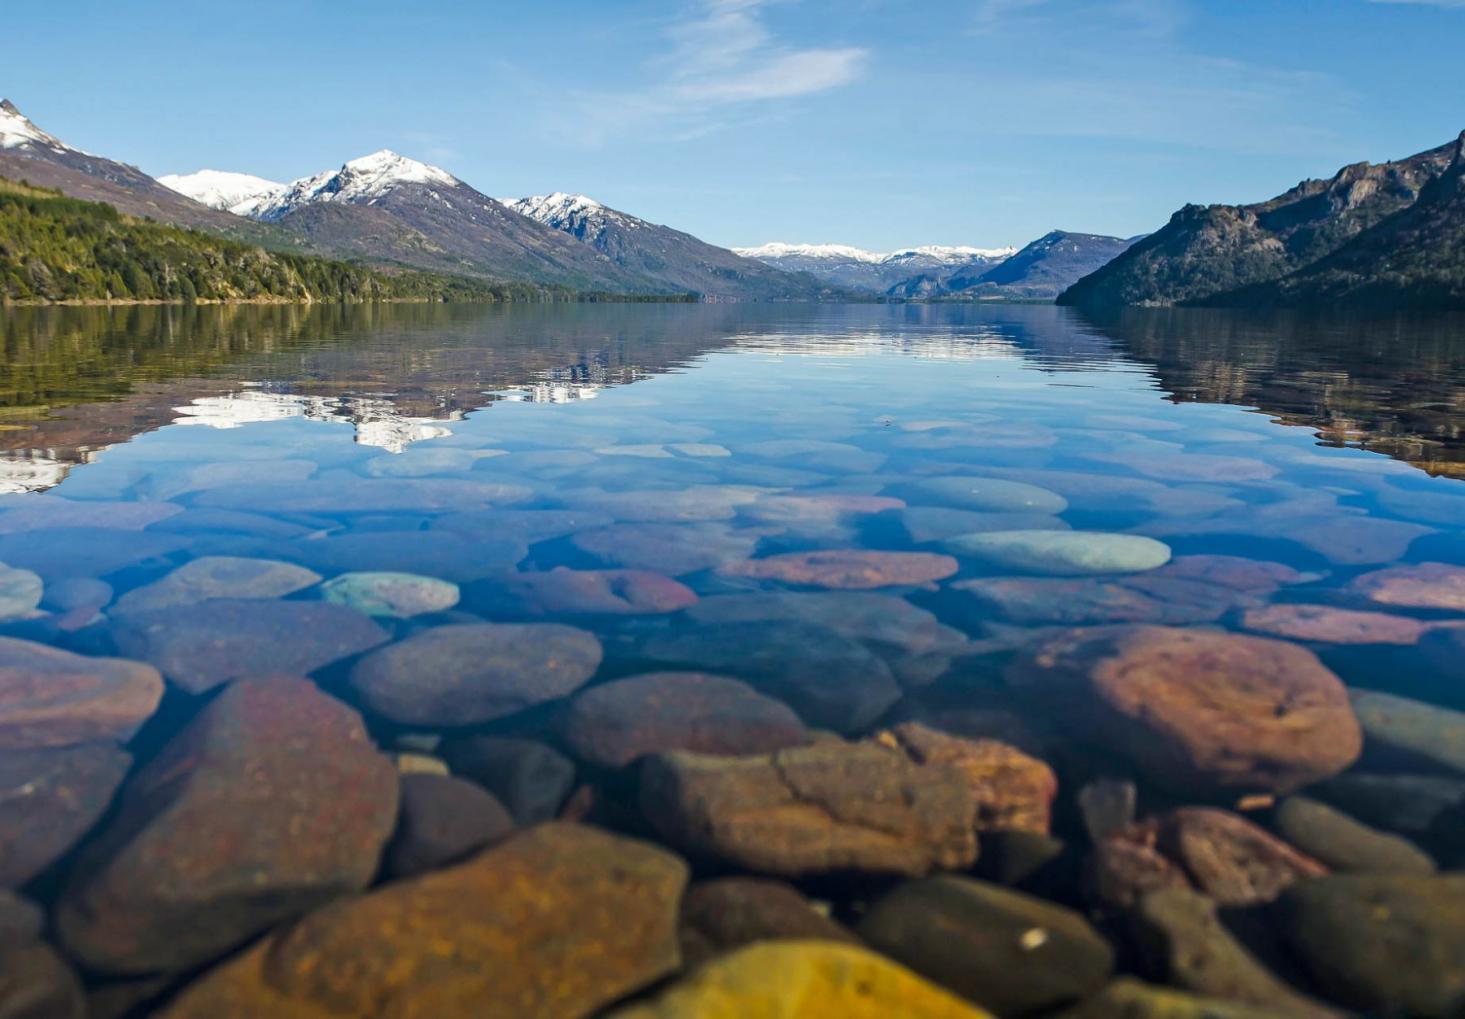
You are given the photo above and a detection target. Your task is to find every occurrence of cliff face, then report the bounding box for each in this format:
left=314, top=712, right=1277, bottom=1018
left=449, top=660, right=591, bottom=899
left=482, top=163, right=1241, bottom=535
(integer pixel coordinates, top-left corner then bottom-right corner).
left=1058, top=135, right=1460, bottom=310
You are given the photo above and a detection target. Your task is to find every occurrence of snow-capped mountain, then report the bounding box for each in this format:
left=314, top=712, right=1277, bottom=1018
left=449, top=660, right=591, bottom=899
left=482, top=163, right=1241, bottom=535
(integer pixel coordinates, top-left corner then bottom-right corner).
left=159, top=169, right=283, bottom=215
left=888, top=231, right=1140, bottom=301
left=735, top=241, right=1016, bottom=292
left=505, top=193, right=830, bottom=300
left=248, top=151, right=459, bottom=221
left=0, top=99, right=255, bottom=232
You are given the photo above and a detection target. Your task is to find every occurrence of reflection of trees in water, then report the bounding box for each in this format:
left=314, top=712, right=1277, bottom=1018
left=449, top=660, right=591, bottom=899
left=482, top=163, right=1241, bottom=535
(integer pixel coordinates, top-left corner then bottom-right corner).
left=1075, top=307, right=1465, bottom=478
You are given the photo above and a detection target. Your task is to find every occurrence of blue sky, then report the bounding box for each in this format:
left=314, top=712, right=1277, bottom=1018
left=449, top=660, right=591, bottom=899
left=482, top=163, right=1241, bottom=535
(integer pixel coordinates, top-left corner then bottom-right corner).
left=9, top=0, right=1465, bottom=249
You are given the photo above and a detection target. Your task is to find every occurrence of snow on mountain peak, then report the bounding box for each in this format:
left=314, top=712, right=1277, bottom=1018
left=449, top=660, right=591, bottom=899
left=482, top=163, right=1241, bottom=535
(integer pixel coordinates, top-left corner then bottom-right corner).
left=509, top=192, right=630, bottom=230
left=159, top=169, right=284, bottom=214
left=249, top=150, right=460, bottom=221
left=0, top=99, right=72, bottom=153
left=734, top=242, right=884, bottom=263
left=734, top=242, right=1016, bottom=265
left=342, top=149, right=457, bottom=189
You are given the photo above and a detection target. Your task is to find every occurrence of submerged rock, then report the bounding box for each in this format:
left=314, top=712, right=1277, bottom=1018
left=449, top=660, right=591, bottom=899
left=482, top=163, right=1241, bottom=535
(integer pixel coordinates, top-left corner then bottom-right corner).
left=571, top=521, right=766, bottom=575
left=640, top=742, right=978, bottom=877
left=1156, top=808, right=1326, bottom=906
left=1241, top=604, right=1429, bottom=645
left=0, top=637, right=163, bottom=749
left=1273, top=796, right=1436, bottom=875
left=278, top=530, right=527, bottom=583
left=1006, top=626, right=1361, bottom=794
left=0, top=529, right=186, bottom=582
left=432, top=507, right=614, bottom=546
left=0, top=499, right=180, bottom=534
left=1350, top=689, right=1465, bottom=775
left=678, top=878, right=857, bottom=967
left=0, top=744, right=130, bottom=888
left=470, top=567, right=696, bottom=616
left=1060, top=978, right=1299, bottom=1019
left=193, top=477, right=533, bottom=514
left=609, top=940, right=990, bottom=1019
left=561, top=485, right=767, bottom=522
left=859, top=876, right=1114, bottom=1015
left=349, top=623, right=602, bottom=726
left=113, top=556, right=321, bottom=614
left=906, top=476, right=1068, bottom=514
left=112, top=600, right=389, bottom=695
left=56, top=677, right=399, bottom=975
left=383, top=773, right=515, bottom=878
left=319, top=571, right=460, bottom=619
left=1348, top=561, right=1465, bottom=610
left=440, top=736, right=576, bottom=824
left=160, top=824, right=687, bottom=1019
left=686, top=591, right=973, bottom=657
left=883, top=723, right=1057, bottom=835
left=1278, top=874, right=1465, bottom=1019
left=719, top=549, right=958, bottom=589
left=900, top=507, right=1070, bottom=544
left=947, top=530, right=1172, bottom=577
left=559, top=672, right=807, bottom=769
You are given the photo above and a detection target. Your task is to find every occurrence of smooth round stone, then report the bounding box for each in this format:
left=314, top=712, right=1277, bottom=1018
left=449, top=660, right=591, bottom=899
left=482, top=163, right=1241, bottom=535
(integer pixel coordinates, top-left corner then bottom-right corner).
left=0, top=499, right=181, bottom=534
left=0, top=563, right=42, bottom=621
left=738, top=439, right=886, bottom=474
left=1241, top=604, right=1429, bottom=645
left=469, top=568, right=696, bottom=616
left=277, top=531, right=527, bottom=584
left=1348, top=562, right=1465, bottom=610
left=111, top=601, right=389, bottom=695
left=1350, top=690, right=1465, bottom=776
left=561, top=485, right=768, bottom=523
left=900, top=507, right=1069, bottom=544
left=1273, top=796, right=1436, bottom=875
left=349, top=623, right=603, bottom=726
left=320, top=572, right=460, bottom=619
left=0, top=743, right=131, bottom=888
left=720, top=550, right=958, bottom=589
left=948, top=530, right=1171, bottom=576
left=907, top=476, right=1068, bottom=514
left=678, top=878, right=858, bottom=968
left=859, top=876, right=1114, bottom=1015
left=687, top=591, right=972, bottom=656
left=145, top=459, right=318, bottom=500
left=431, top=508, right=614, bottom=545
left=383, top=774, right=515, bottom=878
left=608, top=941, right=987, bottom=1019
left=194, top=478, right=533, bottom=515
left=1278, top=875, right=1465, bottom=1019
left=571, top=522, right=765, bottom=575
left=954, top=576, right=1231, bottom=626
left=440, top=736, right=576, bottom=825
left=363, top=448, right=477, bottom=477
left=0, top=529, right=187, bottom=582
left=40, top=577, right=112, bottom=613
left=113, top=557, right=322, bottom=614
left=1067, top=978, right=1306, bottom=1018
left=0, top=638, right=163, bottom=750
left=559, top=672, right=807, bottom=769
left=740, top=493, right=905, bottom=530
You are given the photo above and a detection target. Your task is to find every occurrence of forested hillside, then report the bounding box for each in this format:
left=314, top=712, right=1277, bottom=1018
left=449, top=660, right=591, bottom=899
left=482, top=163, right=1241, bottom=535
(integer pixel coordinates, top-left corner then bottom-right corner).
left=0, top=178, right=548, bottom=304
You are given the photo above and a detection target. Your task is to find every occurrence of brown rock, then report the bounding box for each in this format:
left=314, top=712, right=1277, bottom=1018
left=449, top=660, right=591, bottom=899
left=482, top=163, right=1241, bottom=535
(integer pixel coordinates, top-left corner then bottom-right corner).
left=1349, top=561, right=1465, bottom=610
left=719, top=550, right=958, bottom=589
left=0, top=637, right=163, bottom=749
left=559, top=672, right=806, bottom=769
left=349, top=622, right=603, bottom=726
left=883, top=723, right=1057, bottom=834
left=1089, top=820, right=1191, bottom=909
left=471, top=567, right=697, bottom=616
left=111, top=600, right=389, bottom=694
left=383, top=773, right=515, bottom=878
left=679, top=878, right=857, bottom=967
left=1157, top=808, right=1327, bottom=906
left=1241, top=604, right=1429, bottom=645
left=1006, top=626, right=1362, bottom=794
left=56, top=677, right=399, bottom=975
left=0, top=743, right=130, bottom=887
left=158, top=824, right=687, bottom=1019
left=640, top=742, right=978, bottom=877
left=0, top=942, right=86, bottom=1019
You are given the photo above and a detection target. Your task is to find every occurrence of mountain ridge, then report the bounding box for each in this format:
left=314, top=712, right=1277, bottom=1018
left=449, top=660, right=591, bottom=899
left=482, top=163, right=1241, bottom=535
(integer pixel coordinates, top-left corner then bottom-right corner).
left=887, top=230, right=1138, bottom=301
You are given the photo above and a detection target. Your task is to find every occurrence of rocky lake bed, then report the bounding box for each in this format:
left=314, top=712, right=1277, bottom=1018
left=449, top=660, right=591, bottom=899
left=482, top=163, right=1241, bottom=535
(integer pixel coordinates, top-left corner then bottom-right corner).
left=0, top=302, right=1462, bottom=1017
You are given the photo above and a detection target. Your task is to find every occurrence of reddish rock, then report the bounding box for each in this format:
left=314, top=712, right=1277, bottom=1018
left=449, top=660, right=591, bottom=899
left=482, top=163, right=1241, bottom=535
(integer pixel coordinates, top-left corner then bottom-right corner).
left=1006, top=626, right=1362, bottom=794
left=679, top=878, right=857, bottom=967
left=1158, top=807, right=1327, bottom=906
left=559, top=672, right=806, bottom=769
left=640, top=742, right=978, bottom=877
left=1241, top=604, right=1429, bottom=645
left=1349, top=562, right=1465, bottom=610
left=0, top=638, right=163, bottom=749
left=0, top=744, right=130, bottom=887
left=158, top=824, right=687, bottom=1019
left=720, top=550, right=958, bottom=589
left=56, top=677, right=399, bottom=975
left=473, top=567, right=697, bottom=616
left=349, top=622, right=603, bottom=726
left=1148, top=555, right=1311, bottom=594
left=1089, top=820, right=1191, bottom=909
left=882, top=723, right=1057, bottom=835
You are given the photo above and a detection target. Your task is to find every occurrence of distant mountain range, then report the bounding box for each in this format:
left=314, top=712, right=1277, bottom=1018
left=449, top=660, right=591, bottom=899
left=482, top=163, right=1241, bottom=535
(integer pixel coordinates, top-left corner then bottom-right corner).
left=1059, top=131, right=1465, bottom=311
left=886, top=231, right=1140, bottom=300
left=734, top=243, right=1016, bottom=292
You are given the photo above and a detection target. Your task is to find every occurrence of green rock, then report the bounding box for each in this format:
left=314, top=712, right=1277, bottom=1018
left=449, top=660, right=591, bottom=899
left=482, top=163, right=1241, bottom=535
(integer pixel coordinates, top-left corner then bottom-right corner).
left=947, top=530, right=1172, bottom=576
left=859, top=876, right=1114, bottom=1014
left=319, top=571, right=460, bottom=619
left=1273, top=796, right=1435, bottom=875
left=1278, top=874, right=1465, bottom=1018
left=1351, top=689, right=1465, bottom=776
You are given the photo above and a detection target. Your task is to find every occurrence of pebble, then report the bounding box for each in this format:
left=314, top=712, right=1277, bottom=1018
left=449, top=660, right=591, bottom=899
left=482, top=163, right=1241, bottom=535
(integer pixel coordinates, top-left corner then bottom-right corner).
left=1273, top=796, right=1436, bottom=875
left=948, top=530, right=1172, bottom=576
left=719, top=549, right=958, bottom=589
left=0, top=637, right=163, bottom=749
left=320, top=571, right=460, bottom=618
left=440, top=736, right=576, bottom=825
left=907, top=476, right=1068, bottom=514
left=113, top=556, right=321, bottom=614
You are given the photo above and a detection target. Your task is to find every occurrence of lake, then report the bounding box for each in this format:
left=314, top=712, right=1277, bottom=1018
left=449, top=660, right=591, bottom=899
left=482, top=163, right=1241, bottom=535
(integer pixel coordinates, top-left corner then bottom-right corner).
left=2, top=301, right=1463, bottom=1016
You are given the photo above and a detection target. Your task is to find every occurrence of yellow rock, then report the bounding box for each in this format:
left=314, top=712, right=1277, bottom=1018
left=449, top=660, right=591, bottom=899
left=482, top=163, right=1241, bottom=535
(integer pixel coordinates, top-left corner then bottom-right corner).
left=609, top=940, right=994, bottom=1019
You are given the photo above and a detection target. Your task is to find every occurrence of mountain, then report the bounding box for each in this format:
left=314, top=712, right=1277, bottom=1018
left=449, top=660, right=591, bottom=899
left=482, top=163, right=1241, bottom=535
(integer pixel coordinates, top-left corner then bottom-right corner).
left=1211, top=132, right=1465, bottom=311
left=887, top=231, right=1138, bottom=300
left=508, top=192, right=829, bottom=300
left=159, top=170, right=283, bottom=215
left=0, top=100, right=267, bottom=238
left=735, top=242, right=1015, bottom=292
left=1058, top=135, right=1461, bottom=310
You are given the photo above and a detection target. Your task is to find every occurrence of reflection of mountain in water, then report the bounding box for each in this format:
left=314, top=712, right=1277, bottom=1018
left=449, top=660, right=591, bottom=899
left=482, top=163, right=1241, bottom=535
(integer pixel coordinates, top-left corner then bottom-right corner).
left=1076, top=308, right=1465, bottom=477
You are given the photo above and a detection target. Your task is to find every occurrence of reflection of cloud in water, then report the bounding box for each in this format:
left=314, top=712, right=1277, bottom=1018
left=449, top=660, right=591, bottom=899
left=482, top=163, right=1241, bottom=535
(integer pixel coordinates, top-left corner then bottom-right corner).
left=733, top=330, right=1023, bottom=360
left=172, top=390, right=461, bottom=455
left=500, top=384, right=602, bottom=404
left=0, top=455, right=72, bottom=494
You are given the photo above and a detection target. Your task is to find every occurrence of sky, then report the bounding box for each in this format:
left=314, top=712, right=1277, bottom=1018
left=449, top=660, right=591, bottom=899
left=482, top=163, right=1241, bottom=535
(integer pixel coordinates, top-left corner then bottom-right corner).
left=8, top=0, right=1465, bottom=250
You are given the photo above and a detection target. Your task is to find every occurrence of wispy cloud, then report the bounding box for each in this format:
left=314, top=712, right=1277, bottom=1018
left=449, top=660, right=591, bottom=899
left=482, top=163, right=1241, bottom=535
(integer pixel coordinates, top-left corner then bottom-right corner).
left=551, top=0, right=867, bottom=146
